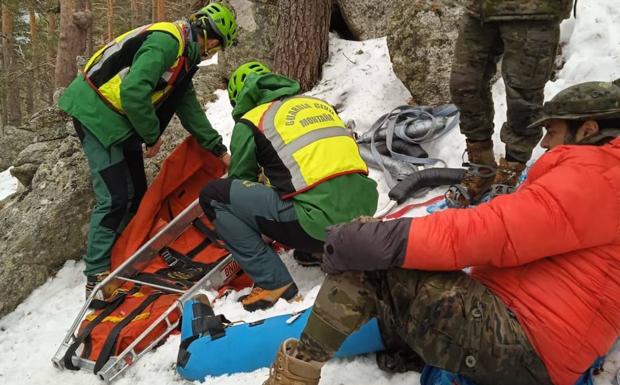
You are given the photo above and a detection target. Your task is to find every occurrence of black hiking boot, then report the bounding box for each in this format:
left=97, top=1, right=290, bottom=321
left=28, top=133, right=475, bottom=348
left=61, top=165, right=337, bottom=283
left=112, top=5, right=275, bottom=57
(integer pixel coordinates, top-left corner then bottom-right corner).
left=293, top=250, right=323, bottom=267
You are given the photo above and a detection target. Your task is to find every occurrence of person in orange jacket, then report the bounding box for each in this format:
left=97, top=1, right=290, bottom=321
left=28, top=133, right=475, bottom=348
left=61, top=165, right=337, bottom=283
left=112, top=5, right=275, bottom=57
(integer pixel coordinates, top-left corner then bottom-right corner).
left=262, top=79, right=620, bottom=385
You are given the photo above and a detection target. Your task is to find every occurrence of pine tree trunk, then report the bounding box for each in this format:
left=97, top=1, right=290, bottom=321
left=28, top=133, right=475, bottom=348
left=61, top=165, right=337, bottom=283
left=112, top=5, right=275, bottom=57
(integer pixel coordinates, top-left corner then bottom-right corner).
left=54, top=0, right=88, bottom=88
left=2, top=5, right=21, bottom=125
left=46, top=4, right=57, bottom=104
left=152, top=0, right=165, bottom=22
left=190, top=0, right=208, bottom=12
left=274, top=0, right=331, bottom=92
left=85, top=0, right=92, bottom=56
left=27, top=7, right=37, bottom=116
left=0, top=6, right=7, bottom=128
left=107, top=0, right=114, bottom=40
left=130, top=0, right=141, bottom=28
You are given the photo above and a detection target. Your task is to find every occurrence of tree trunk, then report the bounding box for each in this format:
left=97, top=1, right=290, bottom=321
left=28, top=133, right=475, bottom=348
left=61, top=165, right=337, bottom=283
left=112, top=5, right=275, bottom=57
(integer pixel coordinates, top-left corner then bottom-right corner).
left=107, top=0, right=114, bottom=40
left=46, top=4, right=58, bottom=104
left=85, top=0, right=92, bottom=56
left=152, top=0, right=165, bottom=22
left=54, top=0, right=88, bottom=88
left=27, top=6, right=37, bottom=116
left=274, top=0, right=331, bottom=92
left=2, top=5, right=21, bottom=126
left=130, top=0, right=141, bottom=28
left=0, top=6, right=7, bottom=128
left=190, top=0, right=207, bottom=12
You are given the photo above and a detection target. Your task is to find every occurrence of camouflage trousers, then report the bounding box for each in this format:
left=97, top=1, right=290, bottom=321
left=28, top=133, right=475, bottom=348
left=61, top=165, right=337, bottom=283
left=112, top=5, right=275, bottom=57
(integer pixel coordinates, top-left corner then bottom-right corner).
left=449, top=14, right=560, bottom=163
left=299, top=269, right=553, bottom=385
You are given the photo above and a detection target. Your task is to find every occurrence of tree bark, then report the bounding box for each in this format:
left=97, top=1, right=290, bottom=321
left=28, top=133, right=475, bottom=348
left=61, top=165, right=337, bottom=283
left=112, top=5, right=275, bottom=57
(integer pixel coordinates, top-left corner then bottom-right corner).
left=27, top=6, right=38, bottom=116
left=0, top=5, right=7, bottom=128
left=190, top=0, right=207, bottom=12
left=46, top=3, right=58, bottom=104
left=85, top=0, right=92, bottom=56
left=106, top=0, right=114, bottom=40
left=2, top=4, right=21, bottom=126
left=130, top=0, right=141, bottom=28
left=274, top=0, right=331, bottom=92
left=152, top=0, right=165, bottom=22
left=54, top=0, right=88, bottom=88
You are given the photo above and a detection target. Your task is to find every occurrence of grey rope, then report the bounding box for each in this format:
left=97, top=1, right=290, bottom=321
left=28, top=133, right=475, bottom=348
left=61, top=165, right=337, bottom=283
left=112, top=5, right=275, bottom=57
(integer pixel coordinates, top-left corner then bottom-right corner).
left=359, top=104, right=460, bottom=188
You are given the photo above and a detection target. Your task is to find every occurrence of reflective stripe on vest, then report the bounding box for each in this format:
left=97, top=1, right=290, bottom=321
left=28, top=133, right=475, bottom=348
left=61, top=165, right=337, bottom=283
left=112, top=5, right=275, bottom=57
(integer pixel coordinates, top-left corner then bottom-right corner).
left=82, top=21, right=189, bottom=114
left=242, top=96, right=368, bottom=197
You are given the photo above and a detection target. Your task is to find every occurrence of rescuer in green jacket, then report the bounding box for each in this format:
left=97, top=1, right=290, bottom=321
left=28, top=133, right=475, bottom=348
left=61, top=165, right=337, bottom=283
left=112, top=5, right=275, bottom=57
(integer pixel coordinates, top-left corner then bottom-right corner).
left=58, top=3, right=238, bottom=298
left=199, top=61, right=379, bottom=311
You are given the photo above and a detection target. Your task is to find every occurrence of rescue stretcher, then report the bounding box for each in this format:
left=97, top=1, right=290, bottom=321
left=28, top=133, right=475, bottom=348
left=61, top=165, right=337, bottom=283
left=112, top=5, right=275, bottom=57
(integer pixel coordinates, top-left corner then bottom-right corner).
left=51, top=199, right=241, bottom=382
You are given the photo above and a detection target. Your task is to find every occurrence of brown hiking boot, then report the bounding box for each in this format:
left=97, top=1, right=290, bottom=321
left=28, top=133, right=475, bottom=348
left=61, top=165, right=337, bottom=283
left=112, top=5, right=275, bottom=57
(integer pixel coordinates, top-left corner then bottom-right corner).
left=85, top=270, right=112, bottom=300
left=240, top=282, right=300, bottom=312
left=488, top=157, right=526, bottom=199
left=446, top=140, right=497, bottom=207
left=263, top=339, right=322, bottom=385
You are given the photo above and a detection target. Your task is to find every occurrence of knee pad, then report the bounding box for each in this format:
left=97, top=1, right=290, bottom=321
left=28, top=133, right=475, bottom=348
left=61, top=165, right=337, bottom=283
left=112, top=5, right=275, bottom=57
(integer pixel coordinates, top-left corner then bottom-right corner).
left=199, top=179, right=232, bottom=220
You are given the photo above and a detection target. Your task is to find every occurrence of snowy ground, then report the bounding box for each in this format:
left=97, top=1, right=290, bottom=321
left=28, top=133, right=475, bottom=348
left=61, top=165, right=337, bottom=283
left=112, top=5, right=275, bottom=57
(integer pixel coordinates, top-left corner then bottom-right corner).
left=0, top=168, right=18, bottom=201
left=1, top=1, right=619, bottom=384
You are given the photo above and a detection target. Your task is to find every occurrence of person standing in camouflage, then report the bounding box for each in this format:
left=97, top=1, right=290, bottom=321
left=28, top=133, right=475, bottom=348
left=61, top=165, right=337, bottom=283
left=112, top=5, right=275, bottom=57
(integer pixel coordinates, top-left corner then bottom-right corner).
left=262, top=80, right=620, bottom=385
left=446, top=0, right=574, bottom=207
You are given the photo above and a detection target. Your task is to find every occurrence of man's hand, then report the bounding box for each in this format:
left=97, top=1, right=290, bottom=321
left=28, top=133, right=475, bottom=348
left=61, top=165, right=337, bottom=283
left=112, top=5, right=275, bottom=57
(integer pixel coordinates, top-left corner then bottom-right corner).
left=219, top=152, right=231, bottom=168
left=144, top=138, right=162, bottom=158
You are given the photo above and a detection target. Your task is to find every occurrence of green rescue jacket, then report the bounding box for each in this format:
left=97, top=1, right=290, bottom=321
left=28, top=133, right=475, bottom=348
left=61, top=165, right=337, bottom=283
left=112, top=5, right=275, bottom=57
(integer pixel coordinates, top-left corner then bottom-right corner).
left=465, top=0, right=574, bottom=21
left=59, top=29, right=223, bottom=152
left=229, top=73, right=378, bottom=241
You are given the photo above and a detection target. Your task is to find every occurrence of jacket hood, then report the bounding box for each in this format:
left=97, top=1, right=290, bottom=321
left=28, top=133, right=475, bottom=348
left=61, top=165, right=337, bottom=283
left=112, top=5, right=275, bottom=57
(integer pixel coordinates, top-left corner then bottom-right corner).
left=231, top=73, right=301, bottom=120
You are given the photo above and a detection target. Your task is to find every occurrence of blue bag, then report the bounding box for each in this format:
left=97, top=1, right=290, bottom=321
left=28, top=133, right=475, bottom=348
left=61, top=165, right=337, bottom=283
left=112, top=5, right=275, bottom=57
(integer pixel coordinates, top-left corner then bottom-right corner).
left=420, top=356, right=606, bottom=385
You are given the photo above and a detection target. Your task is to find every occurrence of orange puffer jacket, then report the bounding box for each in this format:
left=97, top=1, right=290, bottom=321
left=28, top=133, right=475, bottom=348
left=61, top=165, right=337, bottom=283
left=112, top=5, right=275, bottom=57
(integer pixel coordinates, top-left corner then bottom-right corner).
left=404, top=138, right=620, bottom=385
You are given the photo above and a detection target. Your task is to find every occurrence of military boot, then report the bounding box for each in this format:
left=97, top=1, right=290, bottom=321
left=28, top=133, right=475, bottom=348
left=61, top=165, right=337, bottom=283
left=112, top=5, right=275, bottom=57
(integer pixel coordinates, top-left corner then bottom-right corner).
left=446, top=140, right=497, bottom=207
left=263, top=339, right=322, bottom=385
left=488, top=157, right=526, bottom=199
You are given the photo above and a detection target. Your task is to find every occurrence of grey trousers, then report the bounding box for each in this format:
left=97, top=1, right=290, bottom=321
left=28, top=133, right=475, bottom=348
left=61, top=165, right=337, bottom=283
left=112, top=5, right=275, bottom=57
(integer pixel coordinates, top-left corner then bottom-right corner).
left=199, top=179, right=323, bottom=289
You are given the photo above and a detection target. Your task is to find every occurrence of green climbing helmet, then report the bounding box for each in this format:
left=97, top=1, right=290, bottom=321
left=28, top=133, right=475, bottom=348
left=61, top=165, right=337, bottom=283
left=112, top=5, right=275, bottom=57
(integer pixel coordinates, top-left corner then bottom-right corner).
left=528, top=78, right=620, bottom=129
left=228, top=60, right=271, bottom=106
left=191, top=2, right=237, bottom=49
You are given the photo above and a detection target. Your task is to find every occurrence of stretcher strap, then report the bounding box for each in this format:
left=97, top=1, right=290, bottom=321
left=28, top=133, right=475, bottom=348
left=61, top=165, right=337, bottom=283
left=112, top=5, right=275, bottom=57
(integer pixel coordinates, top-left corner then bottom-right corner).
left=93, top=292, right=163, bottom=374
left=63, top=289, right=134, bottom=370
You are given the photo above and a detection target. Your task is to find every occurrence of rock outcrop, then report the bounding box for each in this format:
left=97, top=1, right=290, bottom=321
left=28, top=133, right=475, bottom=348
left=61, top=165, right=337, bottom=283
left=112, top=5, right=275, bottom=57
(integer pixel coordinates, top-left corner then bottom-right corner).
left=387, top=0, right=464, bottom=105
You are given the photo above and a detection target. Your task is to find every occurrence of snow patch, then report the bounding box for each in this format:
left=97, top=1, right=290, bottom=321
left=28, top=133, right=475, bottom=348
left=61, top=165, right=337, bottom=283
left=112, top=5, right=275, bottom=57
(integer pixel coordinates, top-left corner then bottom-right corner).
left=0, top=167, right=19, bottom=201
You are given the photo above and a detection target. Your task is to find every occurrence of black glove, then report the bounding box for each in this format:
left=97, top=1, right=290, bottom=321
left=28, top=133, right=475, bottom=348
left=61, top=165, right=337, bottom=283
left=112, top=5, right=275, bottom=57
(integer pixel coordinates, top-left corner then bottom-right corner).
left=320, top=217, right=412, bottom=275
left=211, top=143, right=228, bottom=157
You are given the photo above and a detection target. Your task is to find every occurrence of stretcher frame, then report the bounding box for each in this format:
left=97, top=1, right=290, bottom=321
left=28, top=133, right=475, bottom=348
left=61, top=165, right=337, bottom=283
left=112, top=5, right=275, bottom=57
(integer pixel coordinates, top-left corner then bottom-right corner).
left=51, top=199, right=241, bottom=383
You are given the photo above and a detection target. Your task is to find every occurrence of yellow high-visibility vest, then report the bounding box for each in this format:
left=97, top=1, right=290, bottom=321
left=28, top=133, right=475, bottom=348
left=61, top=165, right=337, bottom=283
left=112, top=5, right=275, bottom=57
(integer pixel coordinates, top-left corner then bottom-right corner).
left=240, top=96, right=368, bottom=198
left=82, top=21, right=190, bottom=114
